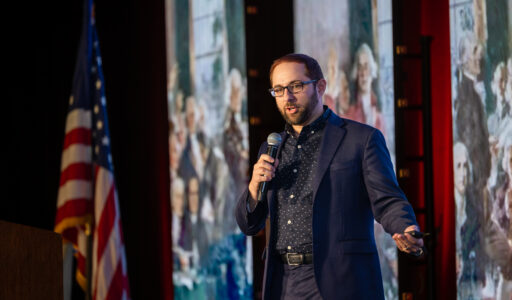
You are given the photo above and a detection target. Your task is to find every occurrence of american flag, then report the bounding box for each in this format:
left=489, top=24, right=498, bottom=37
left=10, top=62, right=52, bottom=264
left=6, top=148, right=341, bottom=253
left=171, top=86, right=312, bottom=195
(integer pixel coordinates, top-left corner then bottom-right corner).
left=54, top=1, right=130, bottom=299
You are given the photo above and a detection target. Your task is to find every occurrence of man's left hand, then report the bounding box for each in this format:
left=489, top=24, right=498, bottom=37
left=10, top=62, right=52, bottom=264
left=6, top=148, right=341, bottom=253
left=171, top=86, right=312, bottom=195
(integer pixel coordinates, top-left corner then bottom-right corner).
left=392, top=225, right=425, bottom=255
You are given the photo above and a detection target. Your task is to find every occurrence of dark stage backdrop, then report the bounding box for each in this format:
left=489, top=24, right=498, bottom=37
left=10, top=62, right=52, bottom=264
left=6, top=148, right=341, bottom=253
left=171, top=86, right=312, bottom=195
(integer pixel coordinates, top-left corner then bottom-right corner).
left=420, top=1, right=457, bottom=299
left=9, top=0, right=173, bottom=299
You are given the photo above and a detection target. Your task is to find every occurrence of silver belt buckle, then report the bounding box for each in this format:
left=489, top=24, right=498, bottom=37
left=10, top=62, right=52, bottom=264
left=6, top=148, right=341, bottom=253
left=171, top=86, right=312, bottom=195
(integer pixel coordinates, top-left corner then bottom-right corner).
left=286, top=253, right=302, bottom=266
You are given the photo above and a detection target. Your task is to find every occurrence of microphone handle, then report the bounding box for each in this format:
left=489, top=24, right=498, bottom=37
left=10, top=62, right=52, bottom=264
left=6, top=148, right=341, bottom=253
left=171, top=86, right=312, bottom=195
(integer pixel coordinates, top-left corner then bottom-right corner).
left=257, top=145, right=278, bottom=201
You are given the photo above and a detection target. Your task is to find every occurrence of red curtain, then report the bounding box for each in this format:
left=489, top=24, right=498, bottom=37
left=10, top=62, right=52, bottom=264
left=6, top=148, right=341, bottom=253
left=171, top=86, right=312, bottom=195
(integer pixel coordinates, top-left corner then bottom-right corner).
left=421, top=0, right=456, bottom=298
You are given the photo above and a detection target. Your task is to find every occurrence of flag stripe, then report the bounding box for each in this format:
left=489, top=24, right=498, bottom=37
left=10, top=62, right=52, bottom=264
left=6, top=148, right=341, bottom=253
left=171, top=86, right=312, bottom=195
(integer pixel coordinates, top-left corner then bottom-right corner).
left=65, top=109, right=92, bottom=133
left=57, top=180, right=93, bottom=207
left=55, top=199, right=93, bottom=225
left=64, top=127, right=92, bottom=150
left=94, top=166, right=110, bottom=221
left=76, top=250, right=87, bottom=276
left=95, top=182, right=116, bottom=264
left=60, top=162, right=93, bottom=186
left=94, top=220, right=121, bottom=300
left=105, top=262, right=124, bottom=300
left=61, top=144, right=93, bottom=172
left=60, top=226, right=79, bottom=245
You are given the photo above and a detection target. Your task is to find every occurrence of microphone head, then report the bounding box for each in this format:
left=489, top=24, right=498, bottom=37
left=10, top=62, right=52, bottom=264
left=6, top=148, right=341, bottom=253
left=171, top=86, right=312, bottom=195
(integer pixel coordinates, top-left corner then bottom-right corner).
left=267, top=132, right=282, bottom=147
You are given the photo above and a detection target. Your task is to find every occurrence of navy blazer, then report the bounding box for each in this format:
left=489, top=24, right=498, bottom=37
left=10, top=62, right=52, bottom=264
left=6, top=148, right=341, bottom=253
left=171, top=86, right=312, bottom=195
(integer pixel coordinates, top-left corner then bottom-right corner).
left=235, top=112, right=418, bottom=299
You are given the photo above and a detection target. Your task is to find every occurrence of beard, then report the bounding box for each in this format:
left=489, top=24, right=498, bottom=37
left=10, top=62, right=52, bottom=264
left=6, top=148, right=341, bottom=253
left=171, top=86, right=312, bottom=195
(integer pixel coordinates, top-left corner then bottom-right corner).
left=278, top=93, right=320, bottom=126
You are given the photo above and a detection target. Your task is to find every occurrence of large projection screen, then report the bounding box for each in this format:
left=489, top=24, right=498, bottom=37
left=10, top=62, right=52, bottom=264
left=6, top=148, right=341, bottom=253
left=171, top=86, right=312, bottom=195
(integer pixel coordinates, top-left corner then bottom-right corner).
left=294, top=0, right=398, bottom=298
left=450, top=0, right=512, bottom=298
left=165, top=0, right=252, bottom=298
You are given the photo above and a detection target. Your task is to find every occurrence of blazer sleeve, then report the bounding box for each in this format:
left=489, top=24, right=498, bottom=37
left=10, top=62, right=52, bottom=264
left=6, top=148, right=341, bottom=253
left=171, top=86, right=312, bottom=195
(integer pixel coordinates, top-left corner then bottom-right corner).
left=362, top=128, right=418, bottom=234
left=234, top=142, right=269, bottom=236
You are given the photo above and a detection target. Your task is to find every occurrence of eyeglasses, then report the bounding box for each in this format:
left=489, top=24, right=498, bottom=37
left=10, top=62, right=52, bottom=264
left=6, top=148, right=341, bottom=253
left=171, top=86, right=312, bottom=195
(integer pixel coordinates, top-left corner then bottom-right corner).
left=268, top=80, right=318, bottom=97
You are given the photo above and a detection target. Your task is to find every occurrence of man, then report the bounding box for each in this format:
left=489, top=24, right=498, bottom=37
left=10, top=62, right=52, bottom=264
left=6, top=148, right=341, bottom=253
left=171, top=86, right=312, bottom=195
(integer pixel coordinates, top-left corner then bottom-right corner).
left=235, top=53, right=423, bottom=299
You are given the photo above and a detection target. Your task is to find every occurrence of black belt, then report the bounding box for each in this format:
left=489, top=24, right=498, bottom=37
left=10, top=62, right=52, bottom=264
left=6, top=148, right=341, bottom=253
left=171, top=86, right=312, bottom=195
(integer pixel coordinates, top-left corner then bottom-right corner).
left=279, top=252, right=313, bottom=265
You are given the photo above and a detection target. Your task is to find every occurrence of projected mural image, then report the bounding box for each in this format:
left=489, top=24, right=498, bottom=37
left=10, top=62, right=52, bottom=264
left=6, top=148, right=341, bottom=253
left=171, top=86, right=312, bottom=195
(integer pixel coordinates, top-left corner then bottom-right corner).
left=294, top=0, right=398, bottom=298
left=450, top=0, right=512, bottom=299
left=166, top=0, right=251, bottom=299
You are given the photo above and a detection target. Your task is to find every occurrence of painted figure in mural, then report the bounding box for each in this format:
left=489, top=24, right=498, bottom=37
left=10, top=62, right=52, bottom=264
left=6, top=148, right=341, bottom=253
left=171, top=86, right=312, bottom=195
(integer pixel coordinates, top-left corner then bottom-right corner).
left=454, top=32, right=491, bottom=297
left=453, top=142, right=471, bottom=283
left=196, top=99, right=230, bottom=241
left=335, top=70, right=351, bottom=116
left=485, top=154, right=512, bottom=300
left=488, top=62, right=509, bottom=136
left=483, top=138, right=512, bottom=299
left=343, top=43, right=385, bottom=135
left=223, top=68, right=249, bottom=232
left=223, top=68, right=248, bottom=185
left=171, top=177, right=186, bottom=268
left=180, top=177, right=209, bottom=270
left=184, top=96, right=205, bottom=180
left=235, top=53, right=423, bottom=299
left=487, top=62, right=511, bottom=244
left=169, top=122, right=185, bottom=183
left=323, top=46, right=340, bottom=111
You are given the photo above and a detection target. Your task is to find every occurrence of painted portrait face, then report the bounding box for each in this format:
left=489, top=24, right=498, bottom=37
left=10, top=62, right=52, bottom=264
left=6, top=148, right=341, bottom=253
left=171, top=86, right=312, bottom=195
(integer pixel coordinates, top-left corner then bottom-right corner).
left=506, top=59, right=512, bottom=105
left=454, top=146, right=470, bottom=195
left=357, top=52, right=373, bottom=94
left=498, top=66, right=507, bottom=99
left=336, top=71, right=350, bottom=114
left=271, top=62, right=323, bottom=127
left=503, top=145, right=512, bottom=178
left=467, top=43, right=483, bottom=77
left=188, top=177, right=200, bottom=214
left=171, top=181, right=185, bottom=217
left=230, top=79, right=242, bottom=113
left=185, top=97, right=196, bottom=134
left=169, top=133, right=181, bottom=172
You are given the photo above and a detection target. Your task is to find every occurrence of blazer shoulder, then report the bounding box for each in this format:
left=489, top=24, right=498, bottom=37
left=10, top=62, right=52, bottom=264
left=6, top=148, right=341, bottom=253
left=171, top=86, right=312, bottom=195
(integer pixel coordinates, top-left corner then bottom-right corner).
left=329, top=112, right=377, bottom=136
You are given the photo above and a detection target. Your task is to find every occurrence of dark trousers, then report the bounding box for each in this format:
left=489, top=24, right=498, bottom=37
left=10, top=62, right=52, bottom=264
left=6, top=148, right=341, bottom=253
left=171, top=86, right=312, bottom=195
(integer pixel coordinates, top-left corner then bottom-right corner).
left=269, top=262, right=323, bottom=300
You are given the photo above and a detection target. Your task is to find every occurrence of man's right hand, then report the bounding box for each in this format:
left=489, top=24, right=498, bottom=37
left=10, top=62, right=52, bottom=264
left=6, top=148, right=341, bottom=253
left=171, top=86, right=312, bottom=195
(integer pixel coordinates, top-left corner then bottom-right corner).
left=248, top=154, right=279, bottom=201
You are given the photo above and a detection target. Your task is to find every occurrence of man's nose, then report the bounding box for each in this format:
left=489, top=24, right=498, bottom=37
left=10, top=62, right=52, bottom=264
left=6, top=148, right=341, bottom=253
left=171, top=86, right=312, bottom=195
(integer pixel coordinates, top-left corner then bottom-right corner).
left=283, top=87, right=296, bottom=101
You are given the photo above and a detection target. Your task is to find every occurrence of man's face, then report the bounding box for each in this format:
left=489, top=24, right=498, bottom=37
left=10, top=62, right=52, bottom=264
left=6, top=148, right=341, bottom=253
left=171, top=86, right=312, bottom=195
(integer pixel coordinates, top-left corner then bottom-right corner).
left=454, top=150, right=469, bottom=194
left=357, top=52, right=372, bottom=94
left=271, top=62, right=323, bottom=126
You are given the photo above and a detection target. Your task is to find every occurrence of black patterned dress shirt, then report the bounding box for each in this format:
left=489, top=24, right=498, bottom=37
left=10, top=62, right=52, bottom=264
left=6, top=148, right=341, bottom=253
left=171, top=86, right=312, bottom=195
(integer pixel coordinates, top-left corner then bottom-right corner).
left=273, top=108, right=331, bottom=254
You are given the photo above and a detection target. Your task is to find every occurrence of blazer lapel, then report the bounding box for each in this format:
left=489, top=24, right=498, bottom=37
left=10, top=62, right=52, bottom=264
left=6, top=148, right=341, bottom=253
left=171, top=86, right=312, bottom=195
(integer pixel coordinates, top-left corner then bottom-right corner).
left=312, top=115, right=346, bottom=201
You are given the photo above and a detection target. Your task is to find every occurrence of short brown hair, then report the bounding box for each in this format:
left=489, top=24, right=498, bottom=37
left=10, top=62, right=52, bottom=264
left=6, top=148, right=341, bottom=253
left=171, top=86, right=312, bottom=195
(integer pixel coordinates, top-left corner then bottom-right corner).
left=269, top=53, right=324, bottom=86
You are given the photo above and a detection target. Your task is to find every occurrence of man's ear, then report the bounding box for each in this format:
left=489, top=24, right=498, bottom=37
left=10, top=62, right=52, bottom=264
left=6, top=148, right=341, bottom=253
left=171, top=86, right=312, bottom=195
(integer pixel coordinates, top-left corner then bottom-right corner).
left=316, top=78, right=327, bottom=97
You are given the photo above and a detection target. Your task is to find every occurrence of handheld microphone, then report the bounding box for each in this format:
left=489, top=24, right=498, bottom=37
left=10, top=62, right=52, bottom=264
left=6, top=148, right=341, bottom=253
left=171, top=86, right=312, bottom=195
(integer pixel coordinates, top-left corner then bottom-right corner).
left=257, top=133, right=282, bottom=201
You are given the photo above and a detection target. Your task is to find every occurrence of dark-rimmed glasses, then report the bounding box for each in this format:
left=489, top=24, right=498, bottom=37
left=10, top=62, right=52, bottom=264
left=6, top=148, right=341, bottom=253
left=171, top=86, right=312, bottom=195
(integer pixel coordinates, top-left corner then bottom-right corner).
left=268, top=80, right=318, bottom=97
